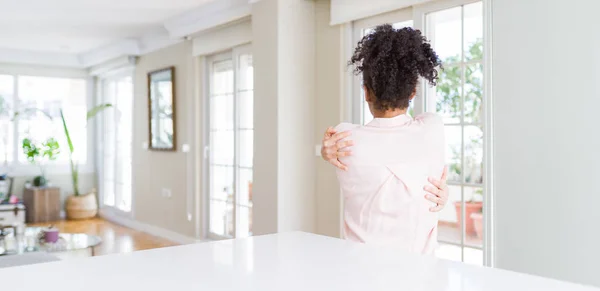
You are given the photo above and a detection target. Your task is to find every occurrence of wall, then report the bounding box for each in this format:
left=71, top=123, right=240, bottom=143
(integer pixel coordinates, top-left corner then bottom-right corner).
left=493, top=0, right=600, bottom=286
left=314, top=0, right=344, bottom=238
left=252, top=0, right=317, bottom=234
left=132, top=41, right=197, bottom=238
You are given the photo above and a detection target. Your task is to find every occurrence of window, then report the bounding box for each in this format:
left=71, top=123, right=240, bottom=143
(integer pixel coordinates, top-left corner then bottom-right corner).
left=98, top=75, right=133, bottom=213
left=423, top=1, right=484, bottom=265
left=207, top=45, right=253, bottom=239
left=350, top=1, right=488, bottom=265
left=0, top=74, right=88, bottom=170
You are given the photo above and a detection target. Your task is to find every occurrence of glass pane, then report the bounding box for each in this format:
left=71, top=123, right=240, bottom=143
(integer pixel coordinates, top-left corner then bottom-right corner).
left=0, top=75, right=14, bottom=96
left=238, top=169, right=253, bottom=206
left=392, top=20, right=413, bottom=29
left=210, top=130, right=234, bottom=166
left=119, top=185, right=132, bottom=212
left=465, top=186, right=483, bottom=247
left=438, top=185, right=462, bottom=245
left=209, top=200, right=234, bottom=237
left=464, top=125, right=483, bottom=184
left=427, top=6, right=462, bottom=64
left=0, top=120, right=13, bottom=164
left=239, top=91, right=253, bottom=129
left=238, top=54, right=253, bottom=91
left=0, top=76, right=14, bottom=164
left=103, top=181, right=115, bottom=206
left=436, top=242, right=462, bottom=262
left=237, top=205, right=252, bottom=238
left=103, top=154, right=115, bottom=182
left=464, top=2, right=483, bottom=62
left=210, top=95, right=234, bottom=130
left=17, top=76, right=87, bottom=164
left=362, top=99, right=373, bottom=125
left=210, top=166, right=234, bottom=202
left=436, top=65, right=462, bottom=124
left=445, top=126, right=461, bottom=183
left=464, top=63, right=483, bottom=124
left=464, top=247, right=483, bottom=266
left=239, top=129, right=253, bottom=168
left=212, top=60, right=234, bottom=95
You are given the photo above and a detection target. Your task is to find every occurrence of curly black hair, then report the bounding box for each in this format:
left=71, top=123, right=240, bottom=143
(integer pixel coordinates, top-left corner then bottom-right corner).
left=349, top=24, right=441, bottom=111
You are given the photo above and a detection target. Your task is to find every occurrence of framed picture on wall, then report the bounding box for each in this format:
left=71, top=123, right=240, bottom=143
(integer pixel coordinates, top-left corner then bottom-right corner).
left=147, top=67, right=176, bottom=151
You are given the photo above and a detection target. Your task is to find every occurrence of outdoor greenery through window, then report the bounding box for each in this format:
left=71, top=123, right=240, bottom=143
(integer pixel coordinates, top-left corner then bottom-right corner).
left=425, top=1, right=484, bottom=265
left=0, top=75, right=88, bottom=170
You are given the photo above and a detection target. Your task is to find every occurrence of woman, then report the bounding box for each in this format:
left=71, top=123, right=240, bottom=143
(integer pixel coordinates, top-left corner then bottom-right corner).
left=321, top=24, right=448, bottom=254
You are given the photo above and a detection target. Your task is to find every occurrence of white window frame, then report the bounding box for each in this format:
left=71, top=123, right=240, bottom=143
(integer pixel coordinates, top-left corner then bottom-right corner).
left=95, top=68, right=135, bottom=218
left=204, top=44, right=253, bottom=240
left=0, top=69, right=94, bottom=177
left=348, top=0, right=493, bottom=266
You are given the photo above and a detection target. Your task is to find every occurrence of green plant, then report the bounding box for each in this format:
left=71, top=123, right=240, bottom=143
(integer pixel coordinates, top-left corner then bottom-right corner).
left=436, top=39, right=484, bottom=182
left=22, top=137, right=60, bottom=186
left=60, top=104, right=112, bottom=196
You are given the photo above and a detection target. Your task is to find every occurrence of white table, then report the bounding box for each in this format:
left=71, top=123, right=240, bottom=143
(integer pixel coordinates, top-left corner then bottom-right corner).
left=0, top=232, right=597, bottom=291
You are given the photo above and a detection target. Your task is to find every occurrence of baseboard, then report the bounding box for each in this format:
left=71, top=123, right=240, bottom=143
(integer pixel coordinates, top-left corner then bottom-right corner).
left=99, top=209, right=202, bottom=245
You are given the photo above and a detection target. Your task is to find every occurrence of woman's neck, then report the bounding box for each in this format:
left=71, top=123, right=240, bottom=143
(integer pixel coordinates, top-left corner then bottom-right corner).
left=372, top=108, right=408, bottom=118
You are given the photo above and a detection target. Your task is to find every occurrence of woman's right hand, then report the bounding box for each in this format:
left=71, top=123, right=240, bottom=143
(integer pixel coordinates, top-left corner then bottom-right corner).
left=321, top=127, right=353, bottom=171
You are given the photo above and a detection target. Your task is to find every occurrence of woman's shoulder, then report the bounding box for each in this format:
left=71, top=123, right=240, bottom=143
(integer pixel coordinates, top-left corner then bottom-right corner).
left=334, top=122, right=360, bottom=132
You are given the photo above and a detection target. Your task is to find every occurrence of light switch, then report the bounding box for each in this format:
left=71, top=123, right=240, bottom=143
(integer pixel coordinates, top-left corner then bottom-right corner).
left=315, top=145, right=322, bottom=157
left=182, top=144, right=190, bottom=153
left=142, top=142, right=148, bottom=149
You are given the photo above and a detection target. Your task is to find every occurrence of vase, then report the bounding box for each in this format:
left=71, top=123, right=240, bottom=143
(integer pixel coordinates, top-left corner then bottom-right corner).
left=65, top=193, right=98, bottom=220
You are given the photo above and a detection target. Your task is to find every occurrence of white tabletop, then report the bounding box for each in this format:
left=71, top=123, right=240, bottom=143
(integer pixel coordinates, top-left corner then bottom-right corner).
left=0, top=231, right=597, bottom=291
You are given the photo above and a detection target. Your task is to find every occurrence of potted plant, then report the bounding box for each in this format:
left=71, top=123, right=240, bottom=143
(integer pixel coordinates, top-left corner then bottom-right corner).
left=22, top=137, right=60, bottom=187
left=61, top=104, right=111, bottom=220
left=454, top=189, right=483, bottom=236
left=471, top=207, right=483, bottom=240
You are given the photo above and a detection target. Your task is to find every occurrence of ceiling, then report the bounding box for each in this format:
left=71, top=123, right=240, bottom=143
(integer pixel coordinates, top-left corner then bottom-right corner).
left=0, top=0, right=217, bottom=54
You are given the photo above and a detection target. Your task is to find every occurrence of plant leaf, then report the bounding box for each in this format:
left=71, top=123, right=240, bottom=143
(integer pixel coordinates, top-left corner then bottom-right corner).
left=60, top=109, right=74, bottom=154
left=87, top=103, right=112, bottom=120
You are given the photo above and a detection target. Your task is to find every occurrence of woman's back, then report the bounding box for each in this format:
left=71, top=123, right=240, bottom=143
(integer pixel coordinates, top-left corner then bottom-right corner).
left=335, top=113, right=445, bottom=254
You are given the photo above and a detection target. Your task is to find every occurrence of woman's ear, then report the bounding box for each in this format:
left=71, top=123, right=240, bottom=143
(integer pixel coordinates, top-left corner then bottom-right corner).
left=409, top=87, right=417, bottom=101
left=364, top=85, right=373, bottom=102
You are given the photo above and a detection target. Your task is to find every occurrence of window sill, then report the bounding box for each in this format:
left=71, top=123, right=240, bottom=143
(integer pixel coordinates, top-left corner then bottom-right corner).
left=0, top=164, right=95, bottom=177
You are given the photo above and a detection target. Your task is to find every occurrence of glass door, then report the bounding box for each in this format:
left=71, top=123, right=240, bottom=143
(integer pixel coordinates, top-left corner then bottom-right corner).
left=423, top=1, right=485, bottom=265
left=207, top=45, right=253, bottom=239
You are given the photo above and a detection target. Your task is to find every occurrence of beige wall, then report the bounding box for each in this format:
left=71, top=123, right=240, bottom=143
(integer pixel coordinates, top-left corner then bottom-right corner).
left=252, top=0, right=317, bottom=234
left=132, top=41, right=197, bottom=238
left=314, top=0, right=344, bottom=238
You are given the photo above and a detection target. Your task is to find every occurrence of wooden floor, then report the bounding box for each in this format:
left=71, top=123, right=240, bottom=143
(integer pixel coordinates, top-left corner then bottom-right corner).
left=29, top=218, right=179, bottom=256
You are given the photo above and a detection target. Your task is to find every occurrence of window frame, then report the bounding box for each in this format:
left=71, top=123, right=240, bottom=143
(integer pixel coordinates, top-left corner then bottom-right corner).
left=95, top=68, right=135, bottom=217
left=205, top=44, right=253, bottom=240
left=0, top=71, right=94, bottom=177
left=348, top=0, right=493, bottom=266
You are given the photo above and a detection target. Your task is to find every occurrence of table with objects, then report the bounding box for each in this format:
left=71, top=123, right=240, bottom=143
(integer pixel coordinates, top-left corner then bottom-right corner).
left=0, top=226, right=101, bottom=257
left=0, top=232, right=597, bottom=291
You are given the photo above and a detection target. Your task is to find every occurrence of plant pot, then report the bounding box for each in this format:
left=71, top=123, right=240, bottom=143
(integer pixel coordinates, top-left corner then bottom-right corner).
left=66, top=193, right=98, bottom=220
left=470, top=212, right=483, bottom=240
left=248, top=182, right=252, bottom=201
left=454, top=201, right=482, bottom=235
left=33, top=176, right=47, bottom=187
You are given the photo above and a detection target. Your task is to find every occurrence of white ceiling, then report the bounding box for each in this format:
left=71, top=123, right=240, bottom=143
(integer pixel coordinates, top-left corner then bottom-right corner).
left=0, top=0, right=217, bottom=54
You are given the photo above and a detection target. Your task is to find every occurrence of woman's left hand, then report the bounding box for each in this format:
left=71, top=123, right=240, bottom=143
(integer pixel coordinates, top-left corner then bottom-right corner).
left=424, top=166, right=449, bottom=212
